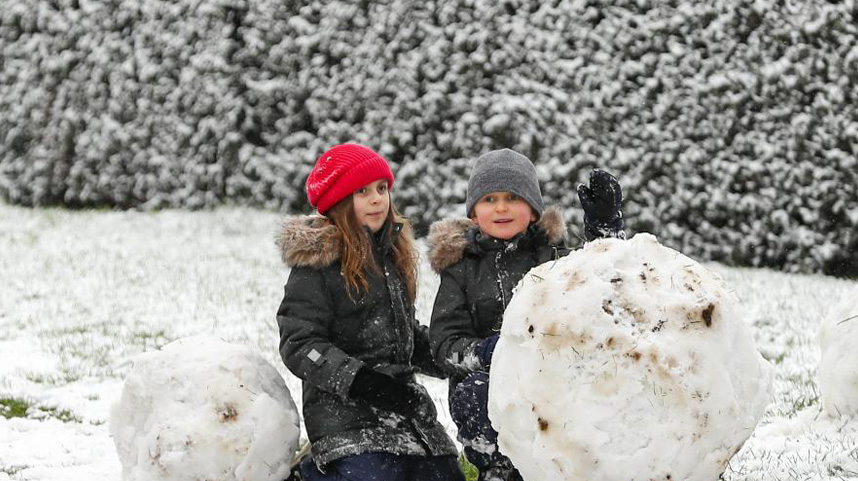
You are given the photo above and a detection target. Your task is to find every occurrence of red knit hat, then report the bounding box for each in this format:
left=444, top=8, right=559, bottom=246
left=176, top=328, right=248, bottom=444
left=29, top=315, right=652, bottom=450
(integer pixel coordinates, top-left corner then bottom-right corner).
left=306, top=144, right=395, bottom=214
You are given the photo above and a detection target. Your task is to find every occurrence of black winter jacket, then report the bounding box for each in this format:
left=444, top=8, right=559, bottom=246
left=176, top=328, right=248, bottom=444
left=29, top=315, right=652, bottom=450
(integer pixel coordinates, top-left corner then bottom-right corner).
left=276, top=216, right=457, bottom=467
left=427, top=207, right=571, bottom=396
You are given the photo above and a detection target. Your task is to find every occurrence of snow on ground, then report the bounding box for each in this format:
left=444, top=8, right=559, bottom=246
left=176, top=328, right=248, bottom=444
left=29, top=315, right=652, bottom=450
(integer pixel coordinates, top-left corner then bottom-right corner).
left=818, top=285, right=858, bottom=419
left=0, top=203, right=856, bottom=480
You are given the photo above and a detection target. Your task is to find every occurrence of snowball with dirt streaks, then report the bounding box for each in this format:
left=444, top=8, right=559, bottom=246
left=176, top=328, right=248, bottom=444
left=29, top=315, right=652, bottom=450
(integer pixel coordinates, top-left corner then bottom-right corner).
left=488, top=234, right=773, bottom=481
left=819, top=284, right=858, bottom=417
left=110, top=336, right=300, bottom=481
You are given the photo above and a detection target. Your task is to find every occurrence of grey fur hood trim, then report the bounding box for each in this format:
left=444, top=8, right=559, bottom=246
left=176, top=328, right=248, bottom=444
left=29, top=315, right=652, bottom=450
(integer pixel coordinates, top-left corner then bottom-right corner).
left=427, top=206, right=567, bottom=273
left=276, top=215, right=341, bottom=268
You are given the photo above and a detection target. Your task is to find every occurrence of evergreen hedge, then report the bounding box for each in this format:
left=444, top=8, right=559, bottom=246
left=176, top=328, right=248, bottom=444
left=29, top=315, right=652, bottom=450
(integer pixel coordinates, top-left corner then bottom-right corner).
left=2, top=0, right=856, bottom=275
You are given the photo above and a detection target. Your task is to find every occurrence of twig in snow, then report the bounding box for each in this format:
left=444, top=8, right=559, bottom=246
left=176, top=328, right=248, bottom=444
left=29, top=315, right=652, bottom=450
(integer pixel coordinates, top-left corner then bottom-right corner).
left=837, top=314, right=858, bottom=325
left=838, top=417, right=849, bottom=433
left=239, top=384, right=259, bottom=396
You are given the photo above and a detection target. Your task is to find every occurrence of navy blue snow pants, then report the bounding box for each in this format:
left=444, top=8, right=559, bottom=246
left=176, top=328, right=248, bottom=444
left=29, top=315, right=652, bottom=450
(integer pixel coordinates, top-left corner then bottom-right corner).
left=299, top=452, right=465, bottom=481
left=449, top=371, right=514, bottom=474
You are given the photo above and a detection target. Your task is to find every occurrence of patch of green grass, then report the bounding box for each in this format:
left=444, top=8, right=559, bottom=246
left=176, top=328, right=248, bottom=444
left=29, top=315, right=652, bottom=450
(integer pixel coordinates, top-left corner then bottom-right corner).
left=132, top=329, right=167, bottom=340
left=459, top=453, right=479, bottom=481
left=39, top=405, right=81, bottom=423
left=25, top=371, right=81, bottom=385
left=0, top=398, right=29, bottom=419
left=131, top=329, right=170, bottom=350
left=49, top=325, right=93, bottom=336
left=0, top=397, right=81, bottom=423
left=763, top=351, right=787, bottom=365
left=1, top=464, right=28, bottom=476
left=790, top=393, right=819, bottom=415
left=759, top=349, right=787, bottom=365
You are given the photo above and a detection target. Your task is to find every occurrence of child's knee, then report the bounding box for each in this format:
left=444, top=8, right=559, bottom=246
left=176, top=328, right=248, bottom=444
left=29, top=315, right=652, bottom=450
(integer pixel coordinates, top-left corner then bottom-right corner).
left=451, top=371, right=490, bottom=422
left=454, top=371, right=490, bottom=402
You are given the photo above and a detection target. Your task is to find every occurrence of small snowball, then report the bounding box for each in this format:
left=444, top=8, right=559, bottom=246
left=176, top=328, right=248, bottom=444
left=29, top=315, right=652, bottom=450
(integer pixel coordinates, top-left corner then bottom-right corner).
left=110, top=336, right=300, bottom=481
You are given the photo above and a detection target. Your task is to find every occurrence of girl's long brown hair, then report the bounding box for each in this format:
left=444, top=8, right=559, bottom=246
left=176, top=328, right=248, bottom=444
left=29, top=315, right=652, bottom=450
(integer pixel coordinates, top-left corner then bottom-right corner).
left=325, top=195, right=418, bottom=303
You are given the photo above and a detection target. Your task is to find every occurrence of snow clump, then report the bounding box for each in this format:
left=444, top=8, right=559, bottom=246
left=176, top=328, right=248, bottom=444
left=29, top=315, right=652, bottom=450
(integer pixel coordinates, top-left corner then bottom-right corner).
left=488, top=233, right=773, bottom=481
left=818, top=284, right=858, bottom=417
left=110, top=336, right=300, bottom=481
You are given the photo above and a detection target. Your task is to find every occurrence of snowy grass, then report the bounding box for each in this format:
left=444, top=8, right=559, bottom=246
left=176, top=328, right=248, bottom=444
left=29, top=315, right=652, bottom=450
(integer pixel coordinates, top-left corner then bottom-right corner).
left=0, top=398, right=80, bottom=424
left=1, top=203, right=856, bottom=481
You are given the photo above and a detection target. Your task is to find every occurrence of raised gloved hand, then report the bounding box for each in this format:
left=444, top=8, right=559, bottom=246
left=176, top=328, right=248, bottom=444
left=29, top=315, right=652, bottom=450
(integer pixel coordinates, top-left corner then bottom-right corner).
left=475, top=334, right=500, bottom=370
left=348, top=367, right=432, bottom=422
left=577, top=169, right=625, bottom=241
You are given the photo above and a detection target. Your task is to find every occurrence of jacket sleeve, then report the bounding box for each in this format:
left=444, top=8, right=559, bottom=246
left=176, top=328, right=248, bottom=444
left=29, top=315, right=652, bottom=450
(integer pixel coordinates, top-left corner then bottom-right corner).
left=538, top=244, right=572, bottom=264
left=410, top=319, right=447, bottom=379
left=276, top=266, right=365, bottom=398
left=428, top=265, right=482, bottom=376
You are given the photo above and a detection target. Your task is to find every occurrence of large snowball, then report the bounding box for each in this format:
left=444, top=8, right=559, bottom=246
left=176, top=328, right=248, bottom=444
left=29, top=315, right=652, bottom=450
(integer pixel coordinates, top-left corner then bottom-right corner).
left=488, top=234, right=773, bottom=481
left=110, top=336, right=300, bottom=481
left=819, top=284, right=858, bottom=417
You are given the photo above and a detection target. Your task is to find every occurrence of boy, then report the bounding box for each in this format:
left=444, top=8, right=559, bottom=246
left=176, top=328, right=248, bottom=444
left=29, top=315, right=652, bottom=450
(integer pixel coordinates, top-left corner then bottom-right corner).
left=427, top=149, right=623, bottom=481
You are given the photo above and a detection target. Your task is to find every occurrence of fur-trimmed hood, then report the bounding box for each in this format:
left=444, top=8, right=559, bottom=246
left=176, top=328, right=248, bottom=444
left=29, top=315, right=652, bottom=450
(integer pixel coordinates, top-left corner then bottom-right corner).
left=426, top=206, right=567, bottom=273
left=276, top=215, right=342, bottom=268
left=276, top=215, right=406, bottom=268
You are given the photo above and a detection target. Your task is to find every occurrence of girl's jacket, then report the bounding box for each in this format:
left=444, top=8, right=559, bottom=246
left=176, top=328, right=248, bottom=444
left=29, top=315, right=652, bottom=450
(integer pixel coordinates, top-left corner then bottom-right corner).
left=427, top=207, right=570, bottom=396
left=276, top=216, right=456, bottom=467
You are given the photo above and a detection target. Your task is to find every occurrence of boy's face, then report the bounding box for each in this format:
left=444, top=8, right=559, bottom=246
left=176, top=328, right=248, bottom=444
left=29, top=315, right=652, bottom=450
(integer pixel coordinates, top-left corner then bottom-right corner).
left=353, top=179, right=390, bottom=233
left=471, top=191, right=537, bottom=240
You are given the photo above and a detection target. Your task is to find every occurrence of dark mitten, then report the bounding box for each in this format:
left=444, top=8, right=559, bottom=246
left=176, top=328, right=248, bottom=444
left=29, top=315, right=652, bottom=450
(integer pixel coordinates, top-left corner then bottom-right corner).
left=577, top=169, right=625, bottom=241
left=475, top=334, right=500, bottom=370
left=348, top=367, right=428, bottom=420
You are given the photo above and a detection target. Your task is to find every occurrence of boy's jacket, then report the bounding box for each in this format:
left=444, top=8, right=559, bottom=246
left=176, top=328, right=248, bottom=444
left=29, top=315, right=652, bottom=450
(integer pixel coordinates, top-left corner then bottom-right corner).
left=427, top=207, right=570, bottom=397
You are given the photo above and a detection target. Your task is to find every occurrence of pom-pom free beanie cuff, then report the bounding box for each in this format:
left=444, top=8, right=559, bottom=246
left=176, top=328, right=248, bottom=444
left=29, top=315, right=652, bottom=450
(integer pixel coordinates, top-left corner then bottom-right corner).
left=306, top=144, right=395, bottom=214
left=465, top=149, right=544, bottom=218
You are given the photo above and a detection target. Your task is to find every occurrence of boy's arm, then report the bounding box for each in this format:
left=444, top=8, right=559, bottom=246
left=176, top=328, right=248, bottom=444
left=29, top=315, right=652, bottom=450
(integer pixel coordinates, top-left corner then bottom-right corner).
left=276, top=266, right=364, bottom=398
left=429, top=267, right=483, bottom=375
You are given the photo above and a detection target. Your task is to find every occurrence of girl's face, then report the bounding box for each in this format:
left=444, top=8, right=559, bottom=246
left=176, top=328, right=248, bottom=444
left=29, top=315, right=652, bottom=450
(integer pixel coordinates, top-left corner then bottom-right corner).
left=353, top=179, right=390, bottom=233
left=471, top=191, right=537, bottom=240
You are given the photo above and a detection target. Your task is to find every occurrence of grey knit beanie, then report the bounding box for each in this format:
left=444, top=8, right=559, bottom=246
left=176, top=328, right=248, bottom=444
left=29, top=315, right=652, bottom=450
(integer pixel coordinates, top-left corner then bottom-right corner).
left=466, top=149, right=544, bottom=218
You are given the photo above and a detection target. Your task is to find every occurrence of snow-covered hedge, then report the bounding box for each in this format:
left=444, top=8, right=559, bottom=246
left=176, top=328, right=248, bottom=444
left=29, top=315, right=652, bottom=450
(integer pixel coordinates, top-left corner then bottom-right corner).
left=2, top=0, right=856, bottom=276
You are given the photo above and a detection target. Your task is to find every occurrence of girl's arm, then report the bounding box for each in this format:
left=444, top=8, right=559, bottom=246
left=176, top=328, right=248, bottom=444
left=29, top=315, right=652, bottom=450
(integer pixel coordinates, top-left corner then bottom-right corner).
left=276, top=266, right=364, bottom=398
left=428, top=267, right=483, bottom=375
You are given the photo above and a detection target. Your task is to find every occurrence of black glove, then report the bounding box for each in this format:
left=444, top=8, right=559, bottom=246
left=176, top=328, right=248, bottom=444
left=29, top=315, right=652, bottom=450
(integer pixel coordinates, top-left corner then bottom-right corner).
left=577, top=169, right=625, bottom=241
left=348, top=367, right=431, bottom=421
left=475, top=334, right=499, bottom=370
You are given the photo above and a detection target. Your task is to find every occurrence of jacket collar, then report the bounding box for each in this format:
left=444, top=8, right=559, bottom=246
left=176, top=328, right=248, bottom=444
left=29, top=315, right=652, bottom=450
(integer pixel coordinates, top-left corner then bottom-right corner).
left=276, top=215, right=402, bottom=268
left=426, top=206, right=568, bottom=273
left=368, top=220, right=402, bottom=255
left=467, top=225, right=533, bottom=254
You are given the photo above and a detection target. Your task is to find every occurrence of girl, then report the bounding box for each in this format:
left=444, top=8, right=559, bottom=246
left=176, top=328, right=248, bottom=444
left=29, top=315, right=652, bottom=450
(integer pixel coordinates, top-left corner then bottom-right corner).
left=276, top=144, right=464, bottom=481
left=427, top=149, right=624, bottom=481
